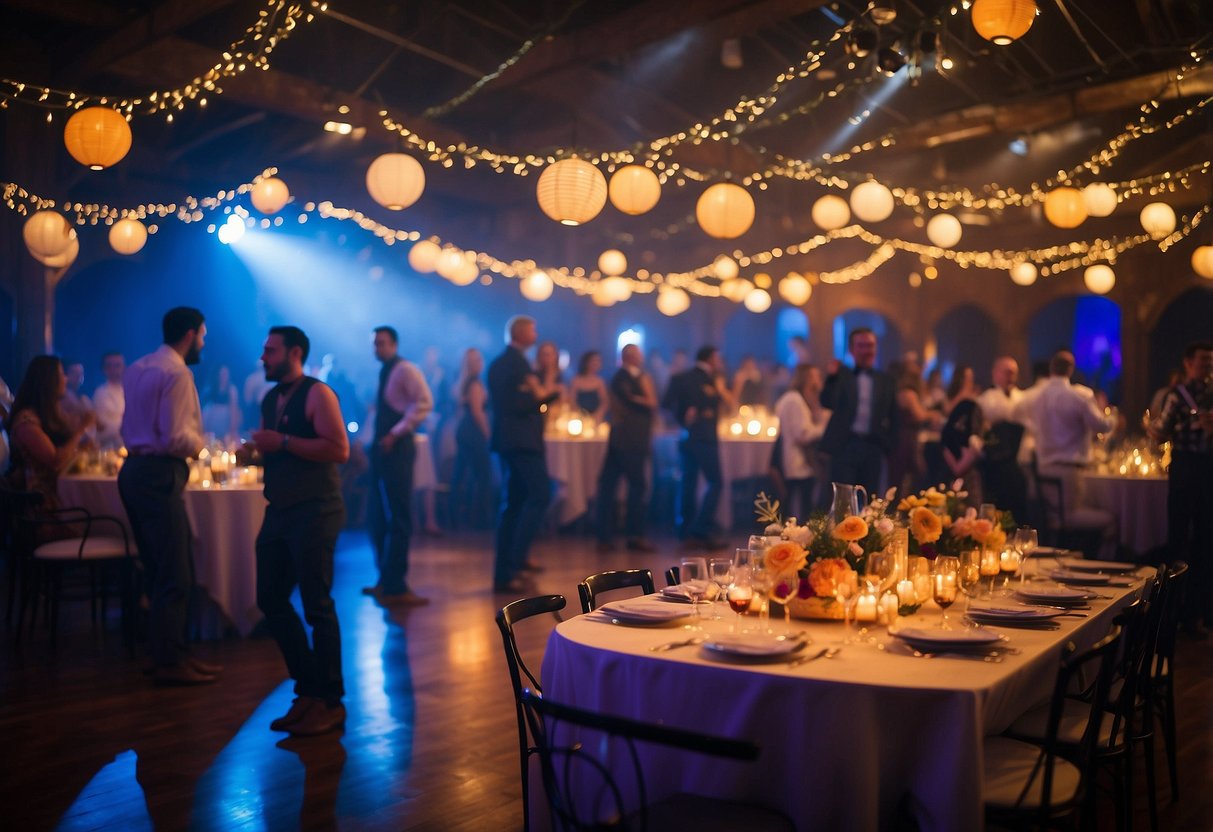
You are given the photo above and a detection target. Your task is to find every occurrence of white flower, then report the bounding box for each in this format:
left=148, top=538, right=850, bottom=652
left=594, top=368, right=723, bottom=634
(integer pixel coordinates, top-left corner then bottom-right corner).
left=764, top=522, right=784, bottom=536
left=884, top=487, right=898, bottom=503
left=875, top=518, right=895, bottom=535
left=785, top=524, right=814, bottom=546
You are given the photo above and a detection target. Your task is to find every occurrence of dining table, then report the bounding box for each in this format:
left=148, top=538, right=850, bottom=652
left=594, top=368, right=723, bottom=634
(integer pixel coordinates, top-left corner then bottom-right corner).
left=1081, top=471, right=1168, bottom=554
left=541, top=559, right=1149, bottom=831
left=653, top=432, right=777, bottom=530
left=544, top=435, right=610, bottom=526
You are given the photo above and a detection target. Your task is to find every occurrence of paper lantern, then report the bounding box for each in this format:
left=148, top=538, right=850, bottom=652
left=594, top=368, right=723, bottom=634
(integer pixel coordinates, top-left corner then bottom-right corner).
left=598, top=249, right=627, bottom=276
left=436, top=247, right=466, bottom=279
left=713, top=254, right=739, bottom=281
left=926, top=214, right=962, bottom=248
left=850, top=181, right=895, bottom=223
left=656, top=287, right=690, bottom=316
left=602, top=276, right=633, bottom=302
left=1082, top=183, right=1117, bottom=217
left=608, top=165, right=661, bottom=215
left=520, top=269, right=554, bottom=302
left=971, top=0, right=1036, bottom=45
left=778, top=272, right=813, bottom=305
left=591, top=283, right=617, bottom=307
left=109, top=218, right=147, bottom=255
left=1010, top=262, right=1038, bottom=286
left=744, top=288, right=772, bottom=313
left=408, top=240, right=441, bottom=272
left=720, top=278, right=753, bottom=303
left=251, top=177, right=290, bottom=214
left=23, top=211, right=75, bottom=259
left=537, top=158, right=607, bottom=226
left=1043, top=187, right=1087, bottom=229
left=33, top=235, right=79, bottom=269
left=811, top=194, right=851, bottom=230
left=1140, top=202, right=1176, bottom=238
left=1084, top=265, right=1115, bottom=295
left=366, top=153, right=426, bottom=210
left=450, top=256, right=479, bottom=286
left=1192, top=245, right=1213, bottom=279
left=63, top=106, right=132, bottom=170
left=696, top=183, right=755, bottom=239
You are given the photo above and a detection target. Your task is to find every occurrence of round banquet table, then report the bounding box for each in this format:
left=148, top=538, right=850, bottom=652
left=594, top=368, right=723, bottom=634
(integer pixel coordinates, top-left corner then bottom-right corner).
left=1081, top=472, right=1168, bottom=553
left=544, top=436, right=609, bottom=525
left=541, top=569, right=1147, bottom=831
left=654, top=432, right=776, bottom=529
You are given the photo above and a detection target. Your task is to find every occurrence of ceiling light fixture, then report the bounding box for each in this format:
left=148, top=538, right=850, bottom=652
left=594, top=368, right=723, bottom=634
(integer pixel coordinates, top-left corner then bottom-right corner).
left=876, top=46, right=907, bottom=76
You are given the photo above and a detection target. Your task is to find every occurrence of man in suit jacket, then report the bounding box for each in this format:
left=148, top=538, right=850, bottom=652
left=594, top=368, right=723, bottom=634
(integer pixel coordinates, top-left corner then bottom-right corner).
left=488, top=316, right=557, bottom=593
left=595, top=344, right=657, bottom=552
left=662, top=345, right=732, bottom=547
left=820, top=328, right=896, bottom=494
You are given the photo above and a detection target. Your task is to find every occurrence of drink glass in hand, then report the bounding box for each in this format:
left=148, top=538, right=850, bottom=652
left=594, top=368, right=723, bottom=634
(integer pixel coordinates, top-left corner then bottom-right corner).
left=933, top=556, right=960, bottom=629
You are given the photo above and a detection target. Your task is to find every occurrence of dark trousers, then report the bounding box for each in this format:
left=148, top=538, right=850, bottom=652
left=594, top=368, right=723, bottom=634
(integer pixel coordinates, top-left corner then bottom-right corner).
left=829, top=434, right=884, bottom=495
left=678, top=438, right=721, bottom=539
left=783, top=477, right=816, bottom=524
left=256, top=499, right=346, bottom=703
left=368, top=435, right=416, bottom=594
left=595, top=446, right=649, bottom=543
left=117, top=455, right=193, bottom=667
left=494, top=450, right=551, bottom=585
left=1167, top=452, right=1213, bottom=623
left=451, top=421, right=493, bottom=529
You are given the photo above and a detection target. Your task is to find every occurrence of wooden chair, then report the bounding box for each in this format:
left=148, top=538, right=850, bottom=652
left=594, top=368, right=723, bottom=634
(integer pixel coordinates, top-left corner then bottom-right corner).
left=1026, top=454, right=1107, bottom=557
left=1150, top=561, right=1187, bottom=803
left=664, top=566, right=680, bottom=587
left=577, top=569, right=655, bottom=614
left=520, top=689, right=793, bottom=831
left=496, top=594, right=567, bottom=832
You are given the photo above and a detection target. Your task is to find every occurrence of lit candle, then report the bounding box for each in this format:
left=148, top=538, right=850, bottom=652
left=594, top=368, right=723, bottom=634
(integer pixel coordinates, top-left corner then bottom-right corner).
left=913, top=573, right=931, bottom=604
left=879, top=591, right=899, bottom=625
left=568, top=418, right=583, bottom=436
left=980, top=549, right=1001, bottom=578
left=898, top=579, right=916, bottom=607
left=747, top=419, right=761, bottom=436
left=1000, top=548, right=1021, bottom=573
left=855, top=591, right=878, bottom=622
left=730, top=422, right=743, bottom=436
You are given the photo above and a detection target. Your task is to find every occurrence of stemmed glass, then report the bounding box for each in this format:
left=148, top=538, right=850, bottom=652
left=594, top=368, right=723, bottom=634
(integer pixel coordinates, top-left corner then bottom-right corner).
left=933, top=556, right=960, bottom=629
left=749, top=559, right=774, bottom=634
left=861, top=552, right=895, bottom=641
left=766, top=570, right=800, bottom=636
left=725, top=570, right=754, bottom=633
left=679, top=557, right=709, bottom=628
left=708, top=557, right=734, bottom=620
left=833, top=572, right=858, bottom=643
left=1014, top=527, right=1038, bottom=584
left=958, top=549, right=983, bottom=622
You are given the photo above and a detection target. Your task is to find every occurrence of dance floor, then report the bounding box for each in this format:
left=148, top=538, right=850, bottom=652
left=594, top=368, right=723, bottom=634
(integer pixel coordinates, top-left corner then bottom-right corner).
left=1, top=530, right=1211, bottom=831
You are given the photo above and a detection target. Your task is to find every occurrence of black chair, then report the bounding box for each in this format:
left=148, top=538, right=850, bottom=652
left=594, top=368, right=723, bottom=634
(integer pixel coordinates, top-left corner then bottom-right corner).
left=520, top=689, right=793, bottom=831
left=1150, top=561, right=1188, bottom=803
left=496, top=594, right=567, bottom=832
left=664, top=566, right=679, bottom=587
left=985, top=627, right=1123, bottom=830
left=578, top=569, right=655, bottom=614
left=1, top=488, right=43, bottom=627
left=1026, top=455, right=1106, bottom=558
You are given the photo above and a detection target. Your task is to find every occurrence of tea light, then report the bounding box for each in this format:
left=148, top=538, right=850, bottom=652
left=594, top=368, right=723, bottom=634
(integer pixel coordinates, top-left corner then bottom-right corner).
left=729, top=422, right=743, bottom=436
left=879, top=591, right=899, bottom=625
left=980, top=549, right=1001, bottom=577
left=746, top=419, right=761, bottom=436
left=855, top=590, right=878, bottom=622
left=568, top=418, right=583, bottom=437
left=897, top=579, right=916, bottom=607
left=913, top=573, right=932, bottom=604
left=1000, top=548, right=1021, bottom=572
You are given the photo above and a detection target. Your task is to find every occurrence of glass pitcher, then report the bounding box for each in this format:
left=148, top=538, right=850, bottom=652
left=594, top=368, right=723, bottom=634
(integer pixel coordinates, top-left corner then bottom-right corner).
left=829, top=482, right=868, bottom=526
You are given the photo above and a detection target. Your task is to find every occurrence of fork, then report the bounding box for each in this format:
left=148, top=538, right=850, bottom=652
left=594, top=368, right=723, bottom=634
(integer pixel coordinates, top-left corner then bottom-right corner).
left=788, top=646, right=839, bottom=667
left=650, top=636, right=704, bottom=652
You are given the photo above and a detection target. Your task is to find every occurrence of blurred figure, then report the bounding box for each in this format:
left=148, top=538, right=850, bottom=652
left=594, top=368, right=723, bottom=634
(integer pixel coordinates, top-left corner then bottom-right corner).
left=201, top=364, right=240, bottom=442
left=888, top=360, right=940, bottom=497
left=0, top=374, right=12, bottom=474
left=774, top=364, right=830, bottom=520
left=976, top=356, right=1029, bottom=521
left=945, top=365, right=980, bottom=415
left=731, top=355, right=766, bottom=408
left=569, top=350, right=608, bottom=422
left=92, top=351, right=126, bottom=448
left=450, top=348, right=493, bottom=529
left=820, top=328, right=895, bottom=495
left=60, top=359, right=93, bottom=434
left=595, top=344, right=657, bottom=552
left=936, top=396, right=985, bottom=505
left=534, top=341, right=566, bottom=421
left=922, top=367, right=947, bottom=414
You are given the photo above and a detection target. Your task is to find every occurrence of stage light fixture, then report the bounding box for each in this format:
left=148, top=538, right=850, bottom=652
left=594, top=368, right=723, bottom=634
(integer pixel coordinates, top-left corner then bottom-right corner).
left=876, top=46, right=906, bottom=76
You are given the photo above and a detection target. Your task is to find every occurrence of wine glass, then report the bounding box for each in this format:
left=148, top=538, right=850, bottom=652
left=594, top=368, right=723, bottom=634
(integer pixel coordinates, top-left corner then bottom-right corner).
left=1014, top=527, right=1039, bottom=583
left=958, top=549, right=983, bottom=621
left=680, top=557, right=709, bottom=627
left=747, top=534, right=768, bottom=553
left=733, top=547, right=756, bottom=574
left=833, top=572, right=858, bottom=644
left=708, top=557, right=734, bottom=619
left=725, top=570, right=754, bottom=633
left=749, top=561, right=774, bottom=634
left=933, top=556, right=960, bottom=629
left=766, top=570, right=801, bottom=636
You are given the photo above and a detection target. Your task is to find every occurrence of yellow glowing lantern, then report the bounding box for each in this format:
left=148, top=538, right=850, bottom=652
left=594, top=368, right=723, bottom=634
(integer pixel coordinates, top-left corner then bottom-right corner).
left=696, top=183, right=755, bottom=239
left=591, top=283, right=617, bottom=307
left=1082, top=183, right=1117, bottom=217
left=1084, top=265, right=1115, bottom=295
left=436, top=247, right=466, bottom=280
left=713, top=254, right=739, bottom=280
left=926, top=214, right=962, bottom=248
left=250, top=177, right=290, bottom=214
left=971, top=0, right=1037, bottom=45
left=521, top=269, right=554, bottom=301
left=656, top=287, right=690, bottom=316
left=1010, top=262, right=1037, bottom=286
left=850, top=181, right=895, bottom=223
left=408, top=240, right=441, bottom=272
left=450, top=256, right=479, bottom=286
left=720, top=278, right=753, bottom=303
left=1043, top=187, right=1087, bottom=229
left=1192, top=245, right=1213, bottom=279
left=109, top=218, right=148, bottom=255
left=1139, top=202, right=1176, bottom=238
left=778, top=272, right=812, bottom=305
left=23, top=210, right=74, bottom=260
left=537, top=158, right=607, bottom=226
left=598, top=249, right=627, bottom=276
left=602, top=276, right=632, bottom=303
left=32, top=234, right=79, bottom=269
left=366, top=153, right=426, bottom=210
left=744, top=288, right=772, bottom=313
left=811, top=194, right=850, bottom=230
left=608, top=165, right=661, bottom=215
left=63, top=106, right=132, bottom=170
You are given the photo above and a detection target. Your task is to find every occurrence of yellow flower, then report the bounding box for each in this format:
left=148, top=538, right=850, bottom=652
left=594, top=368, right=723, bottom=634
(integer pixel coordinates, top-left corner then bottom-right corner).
left=831, top=515, right=869, bottom=542
left=909, top=507, right=943, bottom=544
left=985, top=527, right=1007, bottom=552
left=764, top=541, right=807, bottom=575
left=925, top=489, right=946, bottom=507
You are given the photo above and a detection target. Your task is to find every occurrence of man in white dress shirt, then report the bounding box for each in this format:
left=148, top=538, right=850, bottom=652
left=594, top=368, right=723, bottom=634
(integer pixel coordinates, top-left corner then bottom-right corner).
left=119, top=307, right=220, bottom=686
left=92, top=352, right=125, bottom=448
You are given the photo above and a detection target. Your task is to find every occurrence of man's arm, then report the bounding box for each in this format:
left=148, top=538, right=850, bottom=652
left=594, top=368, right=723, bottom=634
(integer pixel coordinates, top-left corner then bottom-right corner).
left=253, top=383, right=349, bottom=463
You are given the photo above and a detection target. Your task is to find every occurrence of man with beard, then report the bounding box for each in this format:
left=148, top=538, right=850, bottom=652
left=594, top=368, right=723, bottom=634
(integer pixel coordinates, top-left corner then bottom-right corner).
left=119, top=307, right=218, bottom=685
left=248, top=326, right=350, bottom=736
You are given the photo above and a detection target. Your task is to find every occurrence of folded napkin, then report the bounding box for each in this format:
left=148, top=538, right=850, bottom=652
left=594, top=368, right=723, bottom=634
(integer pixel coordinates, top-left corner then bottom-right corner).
left=969, top=606, right=1037, bottom=617
left=660, top=584, right=718, bottom=602
left=705, top=635, right=797, bottom=656
left=599, top=598, right=689, bottom=620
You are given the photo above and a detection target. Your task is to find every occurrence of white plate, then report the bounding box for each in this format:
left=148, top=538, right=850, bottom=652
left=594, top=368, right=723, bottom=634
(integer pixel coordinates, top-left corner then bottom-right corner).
left=1015, top=586, right=1090, bottom=602
left=702, top=635, right=806, bottom=658
left=660, top=584, right=717, bottom=603
left=966, top=605, right=1064, bottom=621
left=1032, top=547, right=1075, bottom=558
left=1058, top=558, right=1138, bottom=574
left=895, top=626, right=1003, bottom=647
left=1049, top=570, right=1113, bottom=586
left=598, top=597, right=693, bottom=624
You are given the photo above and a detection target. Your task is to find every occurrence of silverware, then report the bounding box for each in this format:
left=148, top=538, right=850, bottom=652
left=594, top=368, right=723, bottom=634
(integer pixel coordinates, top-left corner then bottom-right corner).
left=787, top=646, right=839, bottom=667
left=911, top=649, right=1004, bottom=663
left=650, top=636, right=705, bottom=652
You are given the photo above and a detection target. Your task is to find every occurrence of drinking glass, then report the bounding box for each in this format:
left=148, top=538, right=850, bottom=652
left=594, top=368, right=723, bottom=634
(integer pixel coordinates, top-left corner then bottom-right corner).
left=933, top=556, right=960, bottom=629
left=999, top=546, right=1022, bottom=593
left=864, top=552, right=897, bottom=596
left=979, top=548, right=1001, bottom=598
left=747, top=534, right=769, bottom=553
left=749, top=562, right=774, bottom=634
left=958, top=549, right=983, bottom=620
left=1014, top=527, right=1039, bottom=583
left=726, top=571, right=754, bottom=633
left=767, top=570, right=800, bottom=635
left=733, top=547, right=756, bottom=574
left=833, top=572, right=858, bottom=643
left=680, top=557, right=709, bottom=627
left=708, top=557, right=734, bottom=619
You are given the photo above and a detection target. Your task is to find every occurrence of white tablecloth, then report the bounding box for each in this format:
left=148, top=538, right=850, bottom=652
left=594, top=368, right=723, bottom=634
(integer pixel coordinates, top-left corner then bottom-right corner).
left=544, top=437, right=609, bottom=525
left=1082, top=473, right=1168, bottom=553
left=541, top=567, right=1146, bottom=831
left=654, top=433, right=777, bottom=529
left=58, top=475, right=267, bottom=636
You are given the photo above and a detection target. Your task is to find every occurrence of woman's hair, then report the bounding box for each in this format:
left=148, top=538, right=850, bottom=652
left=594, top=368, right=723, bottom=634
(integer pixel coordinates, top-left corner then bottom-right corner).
left=946, top=365, right=972, bottom=401
left=577, top=350, right=600, bottom=376
left=789, top=363, right=815, bottom=396
left=456, top=348, right=483, bottom=399
left=11, top=355, right=70, bottom=442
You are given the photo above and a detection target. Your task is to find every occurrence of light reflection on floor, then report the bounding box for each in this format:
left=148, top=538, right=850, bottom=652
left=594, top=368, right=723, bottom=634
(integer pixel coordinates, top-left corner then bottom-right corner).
left=55, top=750, right=153, bottom=832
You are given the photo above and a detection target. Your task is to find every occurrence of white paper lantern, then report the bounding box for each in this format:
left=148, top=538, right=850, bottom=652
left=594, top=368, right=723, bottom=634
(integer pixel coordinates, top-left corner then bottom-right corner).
left=537, top=158, right=607, bottom=225
left=521, top=269, right=554, bottom=302
left=23, top=211, right=74, bottom=259
left=1192, top=245, right=1213, bottom=279
left=109, top=218, right=148, bottom=255
left=1084, top=264, right=1115, bottom=295
left=720, top=278, right=753, bottom=303
left=408, top=240, right=441, bottom=272
left=366, top=153, right=426, bottom=210
left=1082, top=183, right=1117, bottom=217
left=926, top=214, right=962, bottom=248
left=811, top=194, right=851, bottom=230
left=436, top=247, right=466, bottom=279
left=744, top=288, right=772, bottom=313
left=602, top=276, right=632, bottom=302
left=713, top=254, right=739, bottom=281
left=250, top=177, right=290, bottom=214
left=656, top=287, right=690, bottom=316
left=696, top=183, right=755, bottom=239
left=1139, top=202, right=1176, bottom=238
left=1010, top=262, right=1038, bottom=286
left=591, top=283, right=617, bottom=307
left=778, top=272, right=812, bottom=305
left=450, top=256, right=480, bottom=286
left=608, top=165, right=661, bottom=215
left=850, top=181, right=895, bottom=223
left=598, top=249, right=627, bottom=276
left=1043, top=187, right=1087, bottom=229
left=33, top=234, right=79, bottom=269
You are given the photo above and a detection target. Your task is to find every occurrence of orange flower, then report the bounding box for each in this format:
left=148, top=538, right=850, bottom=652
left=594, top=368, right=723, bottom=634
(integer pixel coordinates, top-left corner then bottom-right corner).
left=764, top=541, right=807, bottom=576
left=831, top=515, right=869, bottom=542
left=808, top=558, right=851, bottom=596
left=985, top=527, right=1007, bottom=552
left=909, top=507, right=943, bottom=544
left=971, top=519, right=994, bottom=542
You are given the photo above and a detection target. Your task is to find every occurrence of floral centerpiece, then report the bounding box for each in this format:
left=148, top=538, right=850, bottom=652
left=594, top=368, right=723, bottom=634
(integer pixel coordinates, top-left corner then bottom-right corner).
left=896, top=481, right=1012, bottom=557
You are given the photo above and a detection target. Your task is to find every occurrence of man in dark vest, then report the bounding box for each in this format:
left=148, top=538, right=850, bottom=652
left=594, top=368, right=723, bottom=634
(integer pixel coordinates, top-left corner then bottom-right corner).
left=595, top=343, right=657, bottom=552
left=248, top=325, right=350, bottom=736
left=820, top=327, right=896, bottom=495
left=364, top=325, right=433, bottom=605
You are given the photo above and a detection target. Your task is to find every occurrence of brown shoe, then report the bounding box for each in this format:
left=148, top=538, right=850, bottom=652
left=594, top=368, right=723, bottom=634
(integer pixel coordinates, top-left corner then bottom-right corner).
left=271, top=697, right=317, bottom=732
left=153, top=663, right=218, bottom=686
left=288, top=701, right=346, bottom=737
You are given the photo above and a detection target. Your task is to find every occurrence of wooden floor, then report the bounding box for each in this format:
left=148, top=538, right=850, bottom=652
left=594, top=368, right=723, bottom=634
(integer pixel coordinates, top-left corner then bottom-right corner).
left=1, top=530, right=1211, bottom=831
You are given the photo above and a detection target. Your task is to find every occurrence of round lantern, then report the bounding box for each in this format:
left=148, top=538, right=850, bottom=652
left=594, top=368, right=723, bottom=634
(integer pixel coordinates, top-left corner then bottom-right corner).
left=850, top=181, right=895, bottom=223
left=778, top=272, right=813, bottom=305
left=436, top=247, right=466, bottom=280
left=63, top=106, right=132, bottom=170
left=656, top=287, right=691, bottom=316
left=695, top=183, right=755, bottom=239
left=926, top=214, right=963, bottom=248
left=366, top=153, right=426, bottom=211
left=33, top=234, right=79, bottom=269
left=598, top=249, right=627, bottom=276
left=1010, top=262, right=1038, bottom=286
left=450, top=255, right=480, bottom=286
left=23, top=210, right=75, bottom=260
left=811, top=194, right=851, bottom=230
left=1082, top=183, right=1117, bottom=217
left=520, top=269, right=554, bottom=302
left=720, top=278, right=753, bottom=303
left=608, top=165, right=661, bottom=215
left=1084, top=265, right=1115, bottom=295
left=602, top=276, right=632, bottom=302
left=408, top=240, right=441, bottom=272
left=536, top=158, right=607, bottom=226
left=1192, top=245, right=1213, bottom=279
left=591, top=283, right=617, bottom=307
left=250, top=177, right=290, bottom=214
left=1043, top=187, right=1087, bottom=229
left=713, top=254, right=740, bottom=281
left=109, top=218, right=147, bottom=255
left=744, top=288, right=772, bottom=313
left=971, top=0, right=1037, bottom=45
left=1139, top=202, right=1176, bottom=238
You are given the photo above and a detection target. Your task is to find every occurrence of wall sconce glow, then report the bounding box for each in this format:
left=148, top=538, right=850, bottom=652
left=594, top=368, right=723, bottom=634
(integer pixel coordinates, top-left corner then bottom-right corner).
left=324, top=121, right=353, bottom=134
left=217, top=215, right=246, bottom=245
left=617, top=327, right=644, bottom=354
